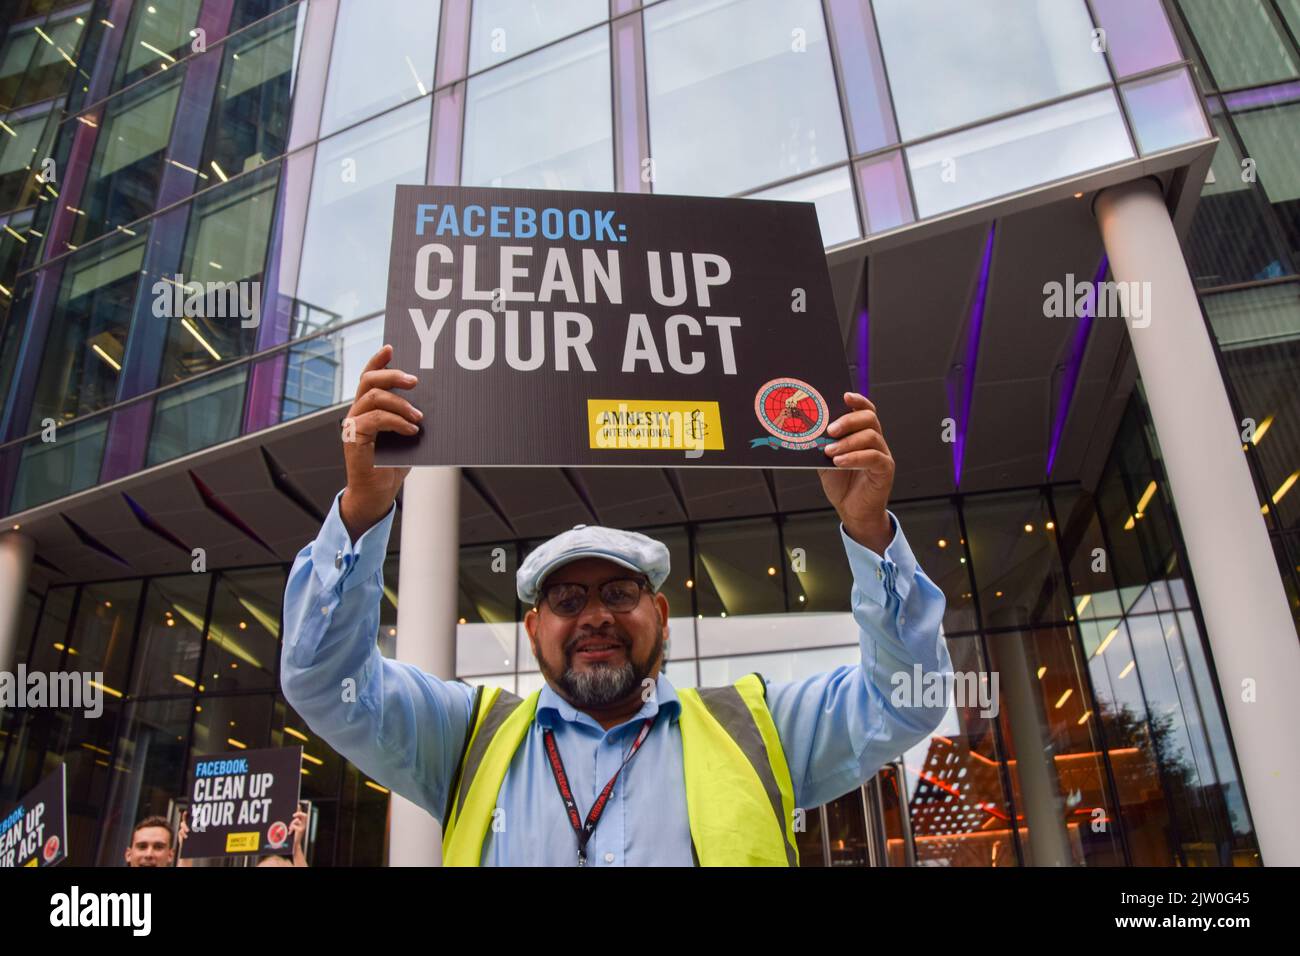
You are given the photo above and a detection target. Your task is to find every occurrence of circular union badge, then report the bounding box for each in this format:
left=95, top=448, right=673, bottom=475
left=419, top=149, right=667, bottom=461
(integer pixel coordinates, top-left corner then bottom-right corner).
left=754, top=378, right=830, bottom=448
left=43, top=834, right=60, bottom=862
left=267, top=820, right=289, bottom=848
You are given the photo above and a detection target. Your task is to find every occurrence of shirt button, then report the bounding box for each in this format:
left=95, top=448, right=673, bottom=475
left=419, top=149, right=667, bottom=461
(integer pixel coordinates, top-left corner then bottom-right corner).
left=334, top=550, right=344, bottom=570
left=875, top=567, right=883, bottom=581
left=320, top=606, right=329, bottom=615
left=604, top=852, right=615, bottom=863
left=899, top=614, right=907, bottom=627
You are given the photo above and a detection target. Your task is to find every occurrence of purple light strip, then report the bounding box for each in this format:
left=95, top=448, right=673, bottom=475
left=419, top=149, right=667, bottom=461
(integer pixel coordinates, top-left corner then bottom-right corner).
left=1046, top=255, right=1107, bottom=476
left=951, top=221, right=996, bottom=488
left=1220, top=79, right=1300, bottom=112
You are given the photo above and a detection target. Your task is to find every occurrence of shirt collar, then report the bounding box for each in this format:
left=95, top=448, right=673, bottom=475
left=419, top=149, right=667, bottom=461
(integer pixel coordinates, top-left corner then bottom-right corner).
left=535, top=672, right=681, bottom=733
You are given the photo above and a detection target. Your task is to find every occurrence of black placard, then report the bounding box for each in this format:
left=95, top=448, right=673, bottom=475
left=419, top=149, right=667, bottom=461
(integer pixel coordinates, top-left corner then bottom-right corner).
left=180, top=747, right=302, bottom=859
left=376, top=185, right=852, bottom=468
left=0, top=765, right=67, bottom=867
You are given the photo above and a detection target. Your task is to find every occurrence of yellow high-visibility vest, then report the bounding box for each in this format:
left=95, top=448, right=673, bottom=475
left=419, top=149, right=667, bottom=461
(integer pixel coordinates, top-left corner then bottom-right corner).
left=441, top=673, right=800, bottom=866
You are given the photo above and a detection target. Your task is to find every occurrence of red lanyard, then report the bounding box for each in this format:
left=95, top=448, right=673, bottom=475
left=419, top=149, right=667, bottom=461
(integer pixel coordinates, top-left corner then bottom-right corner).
left=542, top=715, right=657, bottom=866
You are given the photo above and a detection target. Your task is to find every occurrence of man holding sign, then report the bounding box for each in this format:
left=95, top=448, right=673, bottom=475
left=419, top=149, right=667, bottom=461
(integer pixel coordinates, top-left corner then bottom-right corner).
left=280, top=341, right=953, bottom=865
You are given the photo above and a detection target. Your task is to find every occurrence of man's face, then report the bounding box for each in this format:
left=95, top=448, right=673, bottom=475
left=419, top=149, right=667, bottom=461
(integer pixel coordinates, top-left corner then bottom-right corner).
left=124, top=826, right=174, bottom=867
left=524, top=558, right=670, bottom=710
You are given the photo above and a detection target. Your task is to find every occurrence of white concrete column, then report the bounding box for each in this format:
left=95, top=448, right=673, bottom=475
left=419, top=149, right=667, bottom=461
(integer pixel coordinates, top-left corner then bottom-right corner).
left=0, top=531, right=35, bottom=678
left=388, top=467, right=460, bottom=866
left=1095, top=177, right=1300, bottom=866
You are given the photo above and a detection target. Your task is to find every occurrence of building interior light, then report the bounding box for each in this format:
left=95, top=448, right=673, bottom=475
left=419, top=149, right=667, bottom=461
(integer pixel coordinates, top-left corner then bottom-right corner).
left=685, top=579, right=693, bottom=588
left=1118, top=660, right=1136, bottom=679
left=227, top=738, right=246, bottom=749
left=173, top=674, right=195, bottom=688
left=364, top=780, right=389, bottom=794
left=1077, top=710, right=1092, bottom=725
left=1075, top=593, right=1091, bottom=615
left=1053, top=688, right=1072, bottom=709
left=302, top=752, right=324, bottom=766
left=1271, top=470, right=1298, bottom=505
left=87, top=678, right=122, bottom=698
left=937, top=538, right=947, bottom=548
left=1036, top=666, right=1046, bottom=679
left=1023, top=523, right=1033, bottom=533
left=767, top=566, right=776, bottom=576
left=1094, top=626, right=1119, bottom=657
left=1136, top=481, right=1157, bottom=516
left=210, top=160, right=229, bottom=182
left=1123, top=514, right=1136, bottom=530
left=283, top=727, right=308, bottom=742
left=1247, top=413, right=1274, bottom=448
left=139, top=40, right=176, bottom=63
left=91, top=343, right=122, bottom=371
left=181, top=318, right=222, bottom=360
left=405, top=55, right=427, bottom=96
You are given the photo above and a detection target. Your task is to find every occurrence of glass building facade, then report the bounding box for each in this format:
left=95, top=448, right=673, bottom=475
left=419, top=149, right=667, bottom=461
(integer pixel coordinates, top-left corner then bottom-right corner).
left=0, top=0, right=1292, bottom=866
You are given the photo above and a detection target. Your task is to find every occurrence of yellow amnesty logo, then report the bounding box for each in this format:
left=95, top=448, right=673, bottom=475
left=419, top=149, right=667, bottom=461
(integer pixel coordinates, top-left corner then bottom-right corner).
left=588, top=400, right=724, bottom=452
left=226, top=831, right=260, bottom=853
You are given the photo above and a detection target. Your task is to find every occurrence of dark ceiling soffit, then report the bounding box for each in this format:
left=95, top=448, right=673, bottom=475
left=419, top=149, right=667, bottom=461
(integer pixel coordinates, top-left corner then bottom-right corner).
left=60, top=514, right=130, bottom=568
left=561, top=468, right=602, bottom=525
left=461, top=468, right=517, bottom=537
left=122, top=491, right=192, bottom=554
left=260, top=446, right=326, bottom=524
left=188, top=470, right=278, bottom=557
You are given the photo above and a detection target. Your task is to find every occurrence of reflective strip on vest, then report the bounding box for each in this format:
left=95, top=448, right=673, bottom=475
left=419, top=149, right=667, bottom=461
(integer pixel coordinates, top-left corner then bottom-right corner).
left=441, top=673, right=798, bottom=867
left=678, top=673, right=799, bottom=866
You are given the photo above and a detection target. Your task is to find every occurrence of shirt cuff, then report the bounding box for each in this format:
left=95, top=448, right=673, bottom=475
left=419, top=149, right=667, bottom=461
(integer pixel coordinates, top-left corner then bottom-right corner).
left=839, top=510, right=920, bottom=607
left=310, top=490, right=396, bottom=593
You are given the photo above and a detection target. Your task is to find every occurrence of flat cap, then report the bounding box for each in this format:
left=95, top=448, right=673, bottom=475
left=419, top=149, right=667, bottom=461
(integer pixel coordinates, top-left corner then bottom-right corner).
left=517, top=524, right=671, bottom=605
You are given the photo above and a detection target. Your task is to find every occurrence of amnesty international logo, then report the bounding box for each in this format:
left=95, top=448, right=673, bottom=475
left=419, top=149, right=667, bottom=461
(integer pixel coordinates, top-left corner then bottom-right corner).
left=751, top=377, right=832, bottom=451
left=588, top=400, right=724, bottom=452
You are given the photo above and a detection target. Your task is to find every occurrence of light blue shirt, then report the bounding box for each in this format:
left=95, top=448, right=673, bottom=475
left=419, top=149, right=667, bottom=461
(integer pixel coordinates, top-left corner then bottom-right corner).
left=281, top=491, right=953, bottom=866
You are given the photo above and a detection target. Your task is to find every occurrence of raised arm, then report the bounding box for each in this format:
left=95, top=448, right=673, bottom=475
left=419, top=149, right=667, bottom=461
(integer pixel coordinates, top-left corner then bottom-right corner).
left=766, top=392, right=953, bottom=808
left=280, top=345, right=472, bottom=821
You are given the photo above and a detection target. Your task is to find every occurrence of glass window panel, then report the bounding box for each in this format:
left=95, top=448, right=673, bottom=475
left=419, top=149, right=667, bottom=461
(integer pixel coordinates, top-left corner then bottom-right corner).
left=64, top=579, right=140, bottom=694
left=0, top=113, right=50, bottom=212
left=147, top=365, right=247, bottom=465
left=72, top=72, right=182, bottom=245
left=1121, top=69, right=1210, bottom=155
left=1176, top=0, right=1299, bottom=90
left=1051, top=486, right=1123, bottom=624
left=1083, top=616, right=1180, bottom=863
left=752, top=166, right=859, bottom=248
left=891, top=499, right=976, bottom=634
left=457, top=542, right=519, bottom=675
left=907, top=90, right=1133, bottom=219
left=1203, top=283, right=1300, bottom=530
left=643, top=0, right=846, bottom=196
left=158, top=164, right=279, bottom=383
left=130, top=573, right=211, bottom=696
left=823, top=0, right=896, bottom=153
left=462, top=27, right=612, bottom=191
left=319, top=0, right=439, bottom=136
left=0, top=31, right=39, bottom=110
left=778, top=510, right=852, bottom=615
left=53, top=221, right=137, bottom=371
left=824, top=788, right=869, bottom=865
left=297, top=99, right=429, bottom=326
left=898, top=635, right=1021, bottom=866
left=232, top=0, right=298, bottom=33
left=963, top=491, right=1072, bottom=628
left=95, top=697, right=193, bottom=865
left=468, top=0, right=607, bottom=73
left=874, top=0, right=1111, bottom=141
left=698, top=611, right=860, bottom=658
left=10, top=415, right=107, bottom=511
left=24, top=17, right=86, bottom=106
left=694, top=518, right=785, bottom=618
left=192, top=692, right=273, bottom=755
left=37, top=700, right=123, bottom=865
left=199, top=568, right=285, bottom=693
left=1282, top=0, right=1300, bottom=41
left=983, top=627, right=1124, bottom=865
left=114, top=0, right=203, bottom=90
left=337, top=761, right=389, bottom=866
left=279, top=313, right=383, bottom=421
left=1090, top=0, right=1182, bottom=78
left=1231, top=94, right=1300, bottom=206
left=199, top=5, right=299, bottom=184
left=794, top=797, right=825, bottom=866
left=274, top=699, right=342, bottom=802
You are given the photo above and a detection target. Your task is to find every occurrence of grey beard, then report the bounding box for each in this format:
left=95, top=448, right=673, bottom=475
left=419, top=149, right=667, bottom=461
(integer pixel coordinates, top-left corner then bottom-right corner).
left=559, top=660, right=638, bottom=708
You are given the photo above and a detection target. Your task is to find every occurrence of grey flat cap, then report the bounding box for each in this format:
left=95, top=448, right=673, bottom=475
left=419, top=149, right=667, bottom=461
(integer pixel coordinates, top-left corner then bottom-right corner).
left=517, top=524, right=671, bottom=605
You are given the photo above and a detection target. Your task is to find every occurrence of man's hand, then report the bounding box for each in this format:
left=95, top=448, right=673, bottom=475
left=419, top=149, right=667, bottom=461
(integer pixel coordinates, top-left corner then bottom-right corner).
left=340, top=344, right=422, bottom=541
left=176, top=810, right=192, bottom=868
left=819, top=392, right=895, bottom=554
left=289, top=806, right=309, bottom=867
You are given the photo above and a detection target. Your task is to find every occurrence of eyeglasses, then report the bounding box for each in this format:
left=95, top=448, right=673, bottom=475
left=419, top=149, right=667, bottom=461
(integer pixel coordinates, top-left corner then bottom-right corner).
left=540, top=577, right=650, bottom=617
